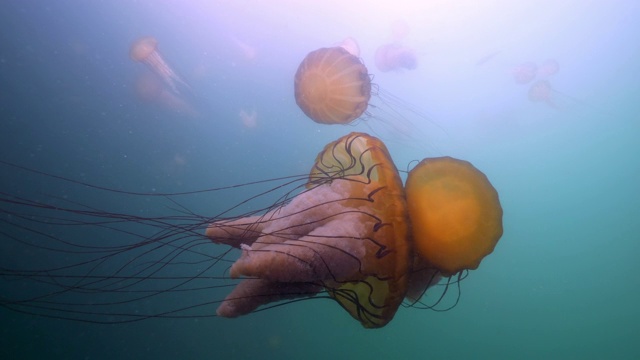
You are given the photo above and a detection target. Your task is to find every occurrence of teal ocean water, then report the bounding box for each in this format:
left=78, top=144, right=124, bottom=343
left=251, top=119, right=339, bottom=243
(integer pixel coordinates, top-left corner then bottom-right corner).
left=1, top=1, right=639, bottom=359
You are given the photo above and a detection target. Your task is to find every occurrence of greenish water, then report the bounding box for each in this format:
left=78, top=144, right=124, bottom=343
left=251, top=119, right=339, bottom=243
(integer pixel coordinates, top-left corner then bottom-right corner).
left=1, top=1, right=638, bottom=359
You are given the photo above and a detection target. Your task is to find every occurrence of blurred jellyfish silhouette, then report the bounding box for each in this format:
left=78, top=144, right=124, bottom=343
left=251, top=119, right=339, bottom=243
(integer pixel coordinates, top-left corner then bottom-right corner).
left=528, top=80, right=555, bottom=107
left=130, top=37, right=190, bottom=94
left=511, top=62, right=537, bottom=84
left=239, top=108, right=258, bottom=129
left=525, top=59, right=576, bottom=109
left=374, top=43, right=418, bottom=72
left=537, top=58, right=560, bottom=78
left=135, top=72, right=197, bottom=117
left=374, top=20, right=418, bottom=73
left=528, top=78, right=587, bottom=110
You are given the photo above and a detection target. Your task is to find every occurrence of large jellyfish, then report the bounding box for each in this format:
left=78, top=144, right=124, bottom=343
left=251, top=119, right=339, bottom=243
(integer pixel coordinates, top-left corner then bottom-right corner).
left=130, top=36, right=189, bottom=94
left=0, top=133, right=504, bottom=328
left=206, top=132, right=410, bottom=327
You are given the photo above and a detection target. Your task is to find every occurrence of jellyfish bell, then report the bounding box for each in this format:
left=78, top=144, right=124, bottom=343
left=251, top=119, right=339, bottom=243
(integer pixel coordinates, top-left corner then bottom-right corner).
left=130, top=36, right=190, bottom=94
left=294, top=46, right=371, bottom=125
left=405, top=156, right=503, bottom=276
left=206, top=132, right=410, bottom=328
left=374, top=43, right=418, bottom=73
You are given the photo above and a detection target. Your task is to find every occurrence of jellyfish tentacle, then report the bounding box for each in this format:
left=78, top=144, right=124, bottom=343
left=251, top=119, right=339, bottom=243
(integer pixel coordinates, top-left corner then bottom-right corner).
left=216, top=279, right=322, bottom=317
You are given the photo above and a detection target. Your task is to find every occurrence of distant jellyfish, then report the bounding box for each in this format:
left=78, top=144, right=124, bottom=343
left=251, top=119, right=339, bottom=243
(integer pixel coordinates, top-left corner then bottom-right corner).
left=294, top=41, right=442, bottom=147
left=374, top=43, right=418, bottom=72
left=374, top=19, right=417, bottom=72
left=511, top=62, right=537, bottom=84
left=528, top=80, right=556, bottom=108
left=537, top=59, right=560, bottom=78
left=130, top=36, right=189, bottom=94
left=239, top=108, right=258, bottom=128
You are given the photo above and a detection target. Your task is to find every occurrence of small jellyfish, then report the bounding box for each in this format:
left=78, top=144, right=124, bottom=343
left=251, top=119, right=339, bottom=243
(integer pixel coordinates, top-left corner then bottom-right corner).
left=537, top=59, right=560, bottom=78
left=239, top=108, right=258, bottom=129
left=374, top=43, right=418, bottom=72
left=528, top=80, right=556, bottom=108
left=511, top=62, right=537, bottom=84
left=130, top=36, right=189, bottom=94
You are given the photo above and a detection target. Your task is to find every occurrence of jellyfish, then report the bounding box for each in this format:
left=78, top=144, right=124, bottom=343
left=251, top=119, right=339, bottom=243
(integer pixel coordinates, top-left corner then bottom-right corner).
left=293, top=43, right=441, bottom=148
left=239, top=108, right=258, bottom=128
left=528, top=79, right=557, bottom=108
left=374, top=43, right=418, bottom=72
left=405, top=156, right=503, bottom=276
left=537, top=58, right=560, bottom=78
left=130, top=36, right=189, bottom=94
left=511, top=61, right=538, bottom=84
left=374, top=19, right=418, bottom=72
left=294, top=46, right=371, bottom=125
left=205, top=132, right=410, bottom=328
left=0, top=133, right=503, bottom=328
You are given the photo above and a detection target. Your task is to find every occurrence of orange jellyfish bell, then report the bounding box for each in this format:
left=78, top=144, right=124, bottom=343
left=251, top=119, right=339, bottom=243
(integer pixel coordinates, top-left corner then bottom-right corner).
left=205, top=132, right=409, bottom=328
left=294, top=47, right=372, bottom=125
left=130, top=36, right=158, bottom=63
left=405, top=157, right=503, bottom=275
left=309, top=132, right=409, bottom=328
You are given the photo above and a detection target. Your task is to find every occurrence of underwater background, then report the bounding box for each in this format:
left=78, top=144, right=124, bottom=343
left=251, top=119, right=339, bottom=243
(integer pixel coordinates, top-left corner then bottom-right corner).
left=1, top=0, right=639, bottom=359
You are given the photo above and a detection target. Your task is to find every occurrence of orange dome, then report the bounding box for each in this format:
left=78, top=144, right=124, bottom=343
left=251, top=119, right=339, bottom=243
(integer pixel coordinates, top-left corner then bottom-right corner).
left=130, top=37, right=158, bottom=62
left=294, top=47, right=371, bottom=124
left=406, top=157, right=503, bottom=275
